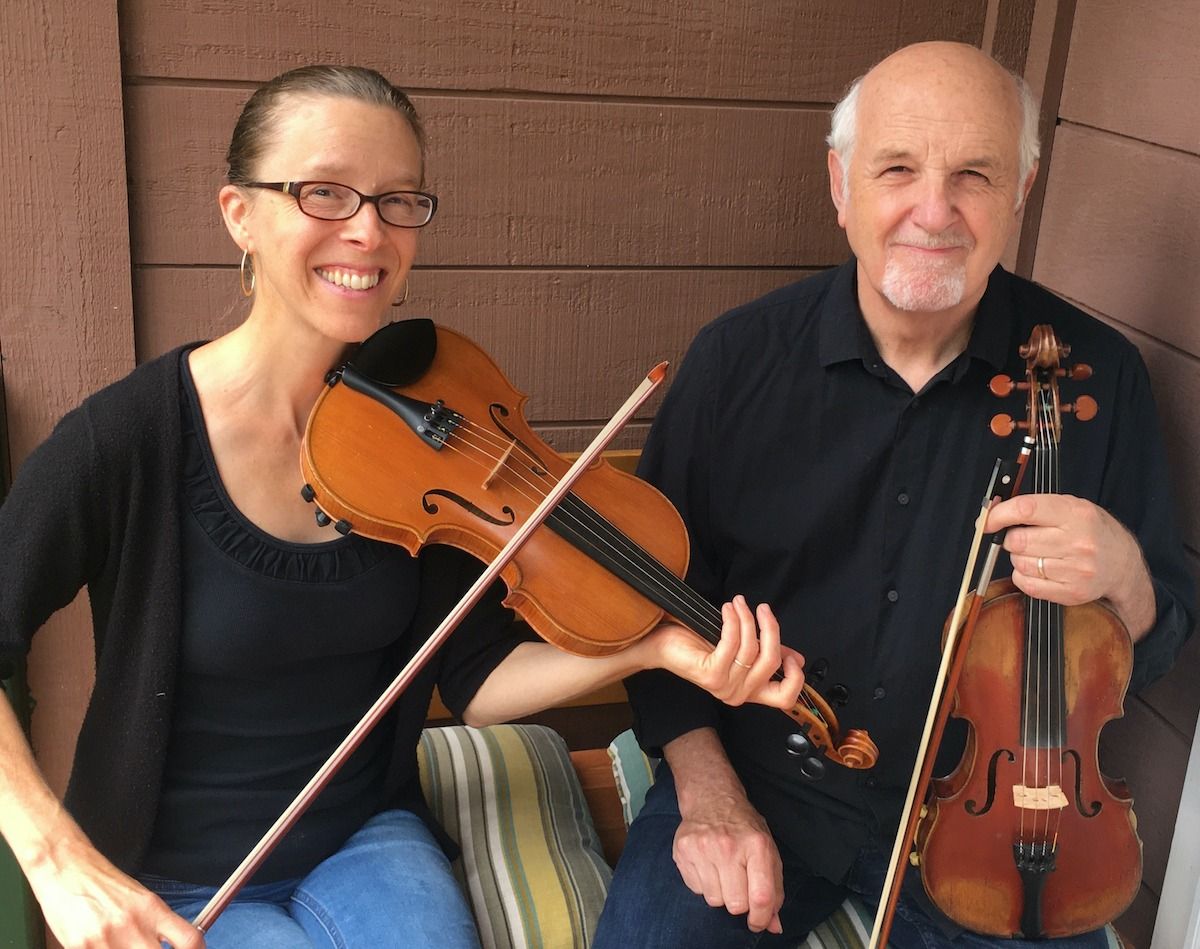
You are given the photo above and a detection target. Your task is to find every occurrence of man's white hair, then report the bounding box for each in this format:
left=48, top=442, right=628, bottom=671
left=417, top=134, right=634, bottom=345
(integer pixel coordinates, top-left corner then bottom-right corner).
left=825, top=63, right=1041, bottom=209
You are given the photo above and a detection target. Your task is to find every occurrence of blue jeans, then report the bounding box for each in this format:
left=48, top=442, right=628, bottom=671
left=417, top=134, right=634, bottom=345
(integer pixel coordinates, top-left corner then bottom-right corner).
left=141, top=809, right=480, bottom=949
left=594, top=764, right=1113, bottom=949
left=594, top=766, right=848, bottom=948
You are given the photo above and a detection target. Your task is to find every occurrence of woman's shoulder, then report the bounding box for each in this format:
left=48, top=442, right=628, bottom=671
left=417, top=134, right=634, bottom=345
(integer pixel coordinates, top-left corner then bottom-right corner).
left=72, top=343, right=201, bottom=444
left=27, top=344, right=203, bottom=485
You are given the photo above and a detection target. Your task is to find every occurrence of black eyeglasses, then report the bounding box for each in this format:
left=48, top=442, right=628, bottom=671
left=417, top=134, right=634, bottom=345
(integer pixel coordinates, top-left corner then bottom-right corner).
left=244, top=181, right=438, bottom=228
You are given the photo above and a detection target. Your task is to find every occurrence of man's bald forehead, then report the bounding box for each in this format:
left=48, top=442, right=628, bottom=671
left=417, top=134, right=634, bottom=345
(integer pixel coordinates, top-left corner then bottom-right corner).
left=859, top=42, right=1023, bottom=120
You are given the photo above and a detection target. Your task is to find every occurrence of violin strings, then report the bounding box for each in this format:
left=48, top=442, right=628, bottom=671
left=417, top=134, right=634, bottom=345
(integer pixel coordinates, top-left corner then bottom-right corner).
left=446, top=417, right=746, bottom=645
left=433, top=417, right=828, bottom=725
left=444, top=420, right=730, bottom=636
left=1019, top=389, right=1066, bottom=861
left=1019, top=389, right=1046, bottom=857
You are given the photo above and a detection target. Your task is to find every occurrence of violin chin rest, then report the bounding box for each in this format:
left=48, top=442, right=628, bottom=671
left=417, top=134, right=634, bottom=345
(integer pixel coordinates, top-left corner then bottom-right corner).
left=350, top=318, right=438, bottom=386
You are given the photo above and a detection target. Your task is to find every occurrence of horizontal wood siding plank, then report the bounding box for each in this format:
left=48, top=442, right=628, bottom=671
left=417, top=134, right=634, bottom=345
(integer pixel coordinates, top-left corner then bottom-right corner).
left=1059, top=0, right=1200, bottom=154
left=1032, top=124, right=1200, bottom=357
left=124, top=87, right=847, bottom=267
left=121, top=0, right=984, bottom=101
left=134, top=266, right=811, bottom=444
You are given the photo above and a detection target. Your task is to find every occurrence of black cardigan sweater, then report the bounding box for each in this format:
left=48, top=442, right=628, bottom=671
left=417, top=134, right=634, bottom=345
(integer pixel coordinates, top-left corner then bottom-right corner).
left=0, top=347, right=522, bottom=873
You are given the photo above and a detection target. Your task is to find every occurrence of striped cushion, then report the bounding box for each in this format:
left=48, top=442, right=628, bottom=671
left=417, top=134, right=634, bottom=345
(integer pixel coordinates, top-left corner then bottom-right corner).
left=605, top=727, right=658, bottom=827
left=418, top=724, right=611, bottom=949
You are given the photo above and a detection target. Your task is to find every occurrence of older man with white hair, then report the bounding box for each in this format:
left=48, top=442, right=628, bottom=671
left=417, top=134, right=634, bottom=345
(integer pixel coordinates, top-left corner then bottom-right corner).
left=594, top=41, right=1193, bottom=948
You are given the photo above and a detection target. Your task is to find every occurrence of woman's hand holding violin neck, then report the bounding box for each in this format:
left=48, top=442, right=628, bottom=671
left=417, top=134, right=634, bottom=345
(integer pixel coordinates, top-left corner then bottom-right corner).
left=650, top=594, right=806, bottom=710
left=23, top=829, right=203, bottom=949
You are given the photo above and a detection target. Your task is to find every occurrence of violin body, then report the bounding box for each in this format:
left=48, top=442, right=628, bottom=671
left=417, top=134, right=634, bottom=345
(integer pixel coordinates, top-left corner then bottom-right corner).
left=301, top=322, right=689, bottom=657
left=915, top=579, right=1141, bottom=937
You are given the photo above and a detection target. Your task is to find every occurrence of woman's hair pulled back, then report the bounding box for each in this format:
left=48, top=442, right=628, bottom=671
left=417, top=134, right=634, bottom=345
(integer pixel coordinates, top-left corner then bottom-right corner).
left=225, top=65, right=425, bottom=185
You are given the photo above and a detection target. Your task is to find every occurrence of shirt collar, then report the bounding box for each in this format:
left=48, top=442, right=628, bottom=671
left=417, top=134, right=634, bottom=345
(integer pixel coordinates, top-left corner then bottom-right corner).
left=818, top=260, right=1014, bottom=374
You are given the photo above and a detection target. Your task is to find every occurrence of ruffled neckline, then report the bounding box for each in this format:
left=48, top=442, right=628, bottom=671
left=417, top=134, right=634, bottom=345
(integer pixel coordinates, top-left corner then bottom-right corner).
left=179, top=349, right=387, bottom=583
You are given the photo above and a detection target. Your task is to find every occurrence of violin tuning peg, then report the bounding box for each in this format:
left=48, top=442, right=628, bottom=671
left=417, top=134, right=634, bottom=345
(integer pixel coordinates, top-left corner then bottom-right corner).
left=315, top=509, right=332, bottom=527
left=1070, top=363, right=1093, bottom=381
left=989, top=374, right=1015, bottom=397
left=1065, top=395, right=1098, bottom=422
left=786, top=732, right=814, bottom=757
left=300, top=484, right=316, bottom=503
left=800, top=756, right=826, bottom=781
left=990, top=414, right=1016, bottom=437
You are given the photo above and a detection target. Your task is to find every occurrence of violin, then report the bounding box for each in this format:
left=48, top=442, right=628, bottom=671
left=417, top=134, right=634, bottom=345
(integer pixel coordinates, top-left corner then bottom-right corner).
left=193, top=319, right=879, bottom=933
left=913, top=326, right=1141, bottom=937
left=299, top=318, right=878, bottom=775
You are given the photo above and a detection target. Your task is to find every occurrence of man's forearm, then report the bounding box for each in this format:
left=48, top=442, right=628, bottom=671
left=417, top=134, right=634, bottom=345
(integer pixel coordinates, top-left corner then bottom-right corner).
left=664, top=726, right=753, bottom=817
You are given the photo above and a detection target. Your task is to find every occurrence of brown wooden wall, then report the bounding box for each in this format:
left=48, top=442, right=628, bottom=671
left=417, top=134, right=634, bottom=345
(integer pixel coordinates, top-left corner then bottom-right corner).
left=1027, top=1, right=1200, bottom=945
left=121, top=0, right=998, bottom=453
left=6, top=0, right=1196, bottom=946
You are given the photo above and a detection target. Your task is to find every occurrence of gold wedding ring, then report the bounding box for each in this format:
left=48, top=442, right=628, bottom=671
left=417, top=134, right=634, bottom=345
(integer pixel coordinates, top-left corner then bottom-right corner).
left=1037, top=556, right=1047, bottom=580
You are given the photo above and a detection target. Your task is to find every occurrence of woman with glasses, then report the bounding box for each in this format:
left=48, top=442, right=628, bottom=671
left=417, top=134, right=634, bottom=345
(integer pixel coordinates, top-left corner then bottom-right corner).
left=0, top=65, right=803, bottom=948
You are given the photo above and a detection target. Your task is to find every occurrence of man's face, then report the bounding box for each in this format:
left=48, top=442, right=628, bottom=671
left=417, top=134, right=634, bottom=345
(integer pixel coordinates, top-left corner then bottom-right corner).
left=830, top=48, right=1034, bottom=320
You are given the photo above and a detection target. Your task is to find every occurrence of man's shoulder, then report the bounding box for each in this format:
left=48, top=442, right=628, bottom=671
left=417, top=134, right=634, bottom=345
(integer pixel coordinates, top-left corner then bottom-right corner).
left=692, top=265, right=844, bottom=353
left=1002, top=270, right=1139, bottom=361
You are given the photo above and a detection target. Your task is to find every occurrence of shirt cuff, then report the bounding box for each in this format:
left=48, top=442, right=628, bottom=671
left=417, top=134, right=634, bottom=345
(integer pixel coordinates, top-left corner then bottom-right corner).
left=1129, top=578, right=1194, bottom=694
left=624, top=668, right=720, bottom=757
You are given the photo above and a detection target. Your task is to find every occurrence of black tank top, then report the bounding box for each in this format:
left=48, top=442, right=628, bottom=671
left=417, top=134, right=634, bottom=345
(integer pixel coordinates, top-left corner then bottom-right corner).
left=140, top=352, right=422, bottom=884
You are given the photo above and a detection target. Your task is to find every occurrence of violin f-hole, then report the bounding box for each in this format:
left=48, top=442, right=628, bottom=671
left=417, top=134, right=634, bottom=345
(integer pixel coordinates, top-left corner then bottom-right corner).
left=489, top=403, right=549, bottom=475
left=964, top=748, right=1014, bottom=815
left=421, top=489, right=516, bottom=527
left=1062, top=749, right=1102, bottom=818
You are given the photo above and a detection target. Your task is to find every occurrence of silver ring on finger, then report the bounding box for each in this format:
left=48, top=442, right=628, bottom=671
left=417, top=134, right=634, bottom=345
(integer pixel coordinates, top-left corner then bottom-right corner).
left=732, top=658, right=752, bottom=669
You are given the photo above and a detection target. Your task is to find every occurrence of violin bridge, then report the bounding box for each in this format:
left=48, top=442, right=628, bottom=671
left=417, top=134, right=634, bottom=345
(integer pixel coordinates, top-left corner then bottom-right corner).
left=482, top=440, right=517, bottom=490
left=1012, top=784, right=1068, bottom=811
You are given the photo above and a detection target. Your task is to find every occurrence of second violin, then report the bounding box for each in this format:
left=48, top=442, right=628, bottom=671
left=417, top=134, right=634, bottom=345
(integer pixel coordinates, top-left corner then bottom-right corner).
left=914, top=326, right=1140, bottom=938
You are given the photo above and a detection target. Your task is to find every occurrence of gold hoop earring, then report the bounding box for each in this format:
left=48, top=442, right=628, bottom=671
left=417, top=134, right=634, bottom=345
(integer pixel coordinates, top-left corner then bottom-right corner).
left=240, top=249, right=255, bottom=297
left=392, top=278, right=409, bottom=307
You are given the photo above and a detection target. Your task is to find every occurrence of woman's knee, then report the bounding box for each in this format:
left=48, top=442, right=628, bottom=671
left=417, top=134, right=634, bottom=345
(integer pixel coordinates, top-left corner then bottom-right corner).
left=292, top=809, right=479, bottom=948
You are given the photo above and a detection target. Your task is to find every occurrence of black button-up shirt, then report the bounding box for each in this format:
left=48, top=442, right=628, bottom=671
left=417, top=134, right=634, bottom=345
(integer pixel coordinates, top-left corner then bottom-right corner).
left=626, top=260, right=1195, bottom=882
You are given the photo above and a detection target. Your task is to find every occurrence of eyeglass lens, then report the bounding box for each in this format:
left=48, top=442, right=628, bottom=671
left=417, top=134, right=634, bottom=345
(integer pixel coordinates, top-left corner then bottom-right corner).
left=298, top=182, right=434, bottom=227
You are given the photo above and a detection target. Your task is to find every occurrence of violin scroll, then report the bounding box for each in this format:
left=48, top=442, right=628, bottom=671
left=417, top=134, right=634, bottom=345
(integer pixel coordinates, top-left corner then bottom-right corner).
left=989, top=325, right=1098, bottom=441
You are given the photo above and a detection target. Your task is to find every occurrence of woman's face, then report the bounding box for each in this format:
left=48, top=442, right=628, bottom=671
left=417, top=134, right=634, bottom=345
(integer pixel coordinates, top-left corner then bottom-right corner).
left=230, top=94, right=425, bottom=344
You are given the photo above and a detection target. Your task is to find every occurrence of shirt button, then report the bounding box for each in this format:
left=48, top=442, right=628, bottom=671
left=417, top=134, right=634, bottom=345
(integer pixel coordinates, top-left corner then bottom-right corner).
left=865, top=777, right=878, bottom=789
left=886, top=589, right=900, bottom=603
left=897, top=492, right=910, bottom=506
left=873, top=686, right=886, bottom=700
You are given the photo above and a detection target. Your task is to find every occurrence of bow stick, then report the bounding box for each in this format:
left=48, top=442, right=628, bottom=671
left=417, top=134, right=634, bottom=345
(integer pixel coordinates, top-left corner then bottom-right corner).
left=192, top=361, right=669, bottom=932
left=869, top=456, right=1018, bottom=947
